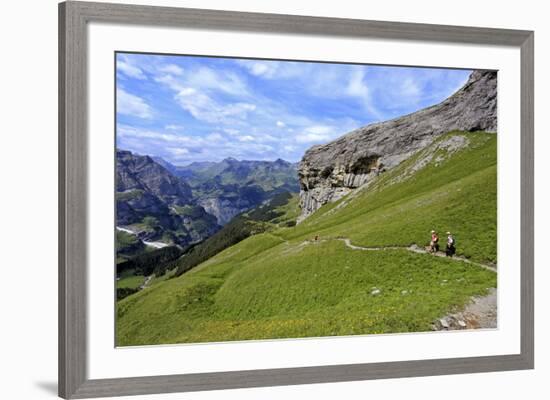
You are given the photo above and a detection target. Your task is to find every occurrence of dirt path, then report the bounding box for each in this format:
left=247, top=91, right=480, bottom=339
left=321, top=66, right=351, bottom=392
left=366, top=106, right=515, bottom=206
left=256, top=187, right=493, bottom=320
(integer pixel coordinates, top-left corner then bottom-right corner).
left=337, top=238, right=496, bottom=272
left=433, top=288, right=497, bottom=331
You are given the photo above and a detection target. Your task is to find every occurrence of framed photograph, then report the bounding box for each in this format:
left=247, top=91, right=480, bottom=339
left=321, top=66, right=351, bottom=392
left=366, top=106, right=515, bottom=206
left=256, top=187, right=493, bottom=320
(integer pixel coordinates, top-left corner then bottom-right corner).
left=59, top=1, right=534, bottom=398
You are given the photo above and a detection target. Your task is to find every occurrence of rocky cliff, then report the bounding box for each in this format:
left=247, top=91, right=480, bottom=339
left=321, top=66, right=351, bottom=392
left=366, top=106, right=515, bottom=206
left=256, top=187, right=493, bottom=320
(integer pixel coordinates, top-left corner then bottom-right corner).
left=297, top=70, right=497, bottom=221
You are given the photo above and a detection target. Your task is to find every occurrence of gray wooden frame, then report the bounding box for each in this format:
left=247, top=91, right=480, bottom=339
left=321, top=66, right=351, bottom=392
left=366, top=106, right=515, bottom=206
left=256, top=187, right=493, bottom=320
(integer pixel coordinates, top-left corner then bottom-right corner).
left=59, top=1, right=534, bottom=398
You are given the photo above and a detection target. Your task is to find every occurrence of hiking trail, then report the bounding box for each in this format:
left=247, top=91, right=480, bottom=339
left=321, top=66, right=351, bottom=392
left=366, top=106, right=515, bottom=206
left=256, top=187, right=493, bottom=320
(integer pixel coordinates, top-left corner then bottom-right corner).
left=302, top=237, right=497, bottom=273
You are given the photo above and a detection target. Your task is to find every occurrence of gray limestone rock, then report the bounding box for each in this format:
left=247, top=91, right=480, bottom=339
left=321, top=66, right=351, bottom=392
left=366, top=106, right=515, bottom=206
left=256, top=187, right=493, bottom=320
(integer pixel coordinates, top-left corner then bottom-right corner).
left=297, top=70, right=497, bottom=221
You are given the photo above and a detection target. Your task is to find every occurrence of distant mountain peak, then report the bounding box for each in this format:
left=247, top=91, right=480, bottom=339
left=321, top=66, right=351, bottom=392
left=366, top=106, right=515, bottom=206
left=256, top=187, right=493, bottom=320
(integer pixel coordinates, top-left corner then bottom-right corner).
left=117, top=149, right=132, bottom=157
left=171, top=157, right=300, bottom=225
left=151, top=155, right=178, bottom=174
left=117, top=152, right=299, bottom=227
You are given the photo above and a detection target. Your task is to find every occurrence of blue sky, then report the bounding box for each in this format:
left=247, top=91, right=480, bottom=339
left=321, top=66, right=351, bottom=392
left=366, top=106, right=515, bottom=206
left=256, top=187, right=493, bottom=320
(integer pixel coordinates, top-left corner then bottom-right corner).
left=116, top=53, right=471, bottom=165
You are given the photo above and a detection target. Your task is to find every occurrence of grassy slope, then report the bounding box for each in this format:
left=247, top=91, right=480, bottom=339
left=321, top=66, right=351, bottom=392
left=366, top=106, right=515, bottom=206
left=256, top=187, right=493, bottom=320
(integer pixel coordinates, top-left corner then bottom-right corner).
left=173, top=192, right=299, bottom=277
left=117, top=132, right=497, bottom=346
left=117, top=275, right=145, bottom=290
left=117, top=268, right=145, bottom=290
left=286, top=131, right=497, bottom=264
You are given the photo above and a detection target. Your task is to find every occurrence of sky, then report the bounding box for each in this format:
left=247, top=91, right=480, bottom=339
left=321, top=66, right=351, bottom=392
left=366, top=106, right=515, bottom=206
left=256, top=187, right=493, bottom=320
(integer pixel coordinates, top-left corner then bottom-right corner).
left=116, top=52, right=472, bottom=165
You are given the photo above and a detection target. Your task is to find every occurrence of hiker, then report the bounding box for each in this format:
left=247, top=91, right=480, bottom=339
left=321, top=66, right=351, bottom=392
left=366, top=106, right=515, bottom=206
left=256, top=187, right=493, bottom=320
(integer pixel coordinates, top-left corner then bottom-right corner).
left=430, top=230, right=439, bottom=253
left=446, top=232, right=456, bottom=257
left=314, top=235, right=319, bottom=241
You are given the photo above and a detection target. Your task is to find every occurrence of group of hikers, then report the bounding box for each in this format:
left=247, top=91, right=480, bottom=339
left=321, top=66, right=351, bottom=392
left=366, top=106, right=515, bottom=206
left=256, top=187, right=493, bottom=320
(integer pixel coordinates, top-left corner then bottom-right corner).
left=429, top=230, right=456, bottom=257
left=311, top=230, right=456, bottom=257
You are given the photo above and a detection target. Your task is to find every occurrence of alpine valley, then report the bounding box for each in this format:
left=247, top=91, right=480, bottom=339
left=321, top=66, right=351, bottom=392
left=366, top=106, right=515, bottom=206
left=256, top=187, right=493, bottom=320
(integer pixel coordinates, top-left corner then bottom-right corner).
left=116, top=70, right=498, bottom=345
left=116, top=152, right=299, bottom=260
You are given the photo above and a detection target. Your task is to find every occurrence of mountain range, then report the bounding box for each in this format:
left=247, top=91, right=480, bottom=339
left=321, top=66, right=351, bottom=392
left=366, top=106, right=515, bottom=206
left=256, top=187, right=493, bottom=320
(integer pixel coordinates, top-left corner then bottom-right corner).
left=153, top=156, right=299, bottom=225
left=116, top=151, right=299, bottom=255
left=116, top=150, right=219, bottom=248
left=116, top=70, right=499, bottom=346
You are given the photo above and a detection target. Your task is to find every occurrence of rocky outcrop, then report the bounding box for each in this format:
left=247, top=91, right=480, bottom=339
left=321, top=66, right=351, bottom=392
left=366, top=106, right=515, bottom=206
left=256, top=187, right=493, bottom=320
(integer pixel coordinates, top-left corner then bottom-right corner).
left=298, top=70, right=497, bottom=221
left=198, top=197, right=248, bottom=226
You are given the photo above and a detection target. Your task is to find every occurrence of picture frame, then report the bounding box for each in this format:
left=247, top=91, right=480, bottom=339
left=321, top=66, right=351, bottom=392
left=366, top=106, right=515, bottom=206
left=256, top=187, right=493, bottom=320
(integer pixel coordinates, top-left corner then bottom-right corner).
left=59, top=1, right=534, bottom=398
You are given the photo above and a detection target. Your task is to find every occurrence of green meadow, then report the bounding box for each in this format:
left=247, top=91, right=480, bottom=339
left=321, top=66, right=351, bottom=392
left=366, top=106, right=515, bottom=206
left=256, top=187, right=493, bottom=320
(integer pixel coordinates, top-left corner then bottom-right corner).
left=116, top=131, right=497, bottom=346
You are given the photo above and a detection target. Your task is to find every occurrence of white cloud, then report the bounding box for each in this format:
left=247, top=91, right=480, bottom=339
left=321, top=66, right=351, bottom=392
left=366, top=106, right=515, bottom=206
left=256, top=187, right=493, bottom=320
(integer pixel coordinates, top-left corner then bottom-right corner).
left=207, top=133, right=224, bottom=141
left=306, top=126, right=333, bottom=135
left=223, top=128, right=240, bottom=136
left=237, top=60, right=306, bottom=80
left=240, top=61, right=383, bottom=121
left=296, top=125, right=336, bottom=144
left=165, top=124, right=184, bottom=131
left=296, top=133, right=331, bottom=144
left=251, top=63, right=270, bottom=76
left=154, top=74, right=184, bottom=91
left=246, top=62, right=278, bottom=78
left=345, top=69, right=383, bottom=120
left=239, top=61, right=385, bottom=121
left=174, top=88, right=256, bottom=124
left=346, top=69, right=369, bottom=98
left=117, top=88, right=152, bottom=119
left=117, top=117, right=353, bottom=165
left=157, top=66, right=250, bottom=97
left=400, top=77, right=421, bottom=99
left=237, top=135, right=255, bottom=142
left=256, top=133, right=278, bottom=142
left=191, top=67, right=249, bottom=96
left=117, top=55, right=471, bottom=165
left=117, top=57, right=147, bottom=80
left=167, top=147, right=189, bottom=156
left=118, top=125, right=190, bottom=144
left=154, top=69, right=256, bottom=124
left=158, top=64, right=183, bottom=76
